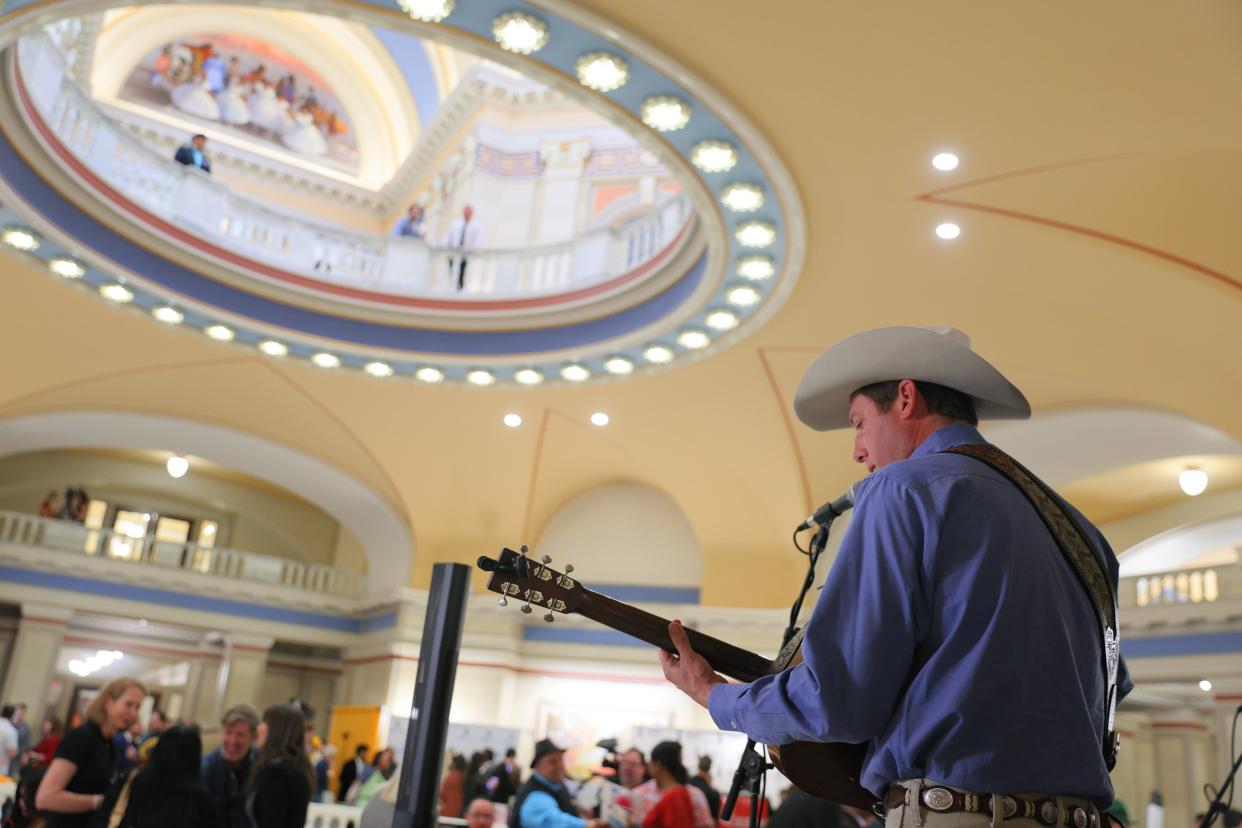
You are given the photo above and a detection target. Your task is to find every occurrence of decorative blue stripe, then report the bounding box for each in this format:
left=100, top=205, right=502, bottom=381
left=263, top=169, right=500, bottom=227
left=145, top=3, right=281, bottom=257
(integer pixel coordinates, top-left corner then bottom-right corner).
left=1122, top=631, right=1242, bottom=658
left=592, top=584, right=700, bottom=604
left=0, top=565, right=395, bottom=634
left=371, top=28, right=440, bottom=127
left=522, top=626, right=646, bottom=647
left=0, top=129, right=706, bottom=355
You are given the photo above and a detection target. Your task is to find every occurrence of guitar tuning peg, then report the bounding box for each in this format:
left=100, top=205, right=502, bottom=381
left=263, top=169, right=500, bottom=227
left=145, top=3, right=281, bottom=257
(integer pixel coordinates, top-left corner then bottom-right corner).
left=543, top=613, right=554, bottom=623
left=520, top=604, right=533, bottom=614
left=541, top=555, right=552, bottom=564
left=497, top=597, right=508, bottom=607
left=520, top=544, right=529, bottom=554
left=564, top=564, right=574, bottom=574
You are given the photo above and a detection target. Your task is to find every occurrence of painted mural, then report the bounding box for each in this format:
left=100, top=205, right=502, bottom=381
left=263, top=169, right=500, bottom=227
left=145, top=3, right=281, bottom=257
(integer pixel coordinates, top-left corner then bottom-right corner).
left=118, top=33, right=358, bottom=173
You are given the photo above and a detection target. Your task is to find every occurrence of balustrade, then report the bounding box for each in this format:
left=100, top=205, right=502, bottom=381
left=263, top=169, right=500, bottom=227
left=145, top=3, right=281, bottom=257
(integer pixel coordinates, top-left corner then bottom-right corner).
left=17, top=32, right=691, bottom=301
left=0, top=509, right=363, bottom=598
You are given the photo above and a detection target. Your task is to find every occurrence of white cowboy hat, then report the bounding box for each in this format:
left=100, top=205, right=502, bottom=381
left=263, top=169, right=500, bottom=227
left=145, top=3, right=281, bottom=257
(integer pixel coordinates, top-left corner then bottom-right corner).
left=794, top=326, right=1031, bottom=431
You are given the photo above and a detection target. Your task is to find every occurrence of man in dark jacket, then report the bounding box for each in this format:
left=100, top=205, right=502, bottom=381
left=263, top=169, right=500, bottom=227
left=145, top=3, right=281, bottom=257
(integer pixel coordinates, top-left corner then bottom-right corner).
left=337, top=743, right=369, bottom=802
left=174, top=134, right=212, bottom=174
left=201, top=704, right=259, bottom=828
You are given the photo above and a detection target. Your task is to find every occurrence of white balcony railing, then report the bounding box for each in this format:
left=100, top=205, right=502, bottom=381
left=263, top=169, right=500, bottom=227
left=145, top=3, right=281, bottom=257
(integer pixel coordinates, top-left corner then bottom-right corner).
left=1119, top=561, right=1241, bottom=611
left=0, top=510, right=364, bottom=598
left=17, top=33, right=691, bottom=301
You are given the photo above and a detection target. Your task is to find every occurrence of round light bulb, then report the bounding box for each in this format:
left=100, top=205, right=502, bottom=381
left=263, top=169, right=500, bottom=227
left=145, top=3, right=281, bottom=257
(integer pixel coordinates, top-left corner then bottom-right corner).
left=205, top=324, right=235, bottom=341
left=560, top=364, right=591, bottom=382
left=932, top=152, right=960, bottom=171
left=415, top=366, right=445, bottom=383
left=736, top=256, right=776, bottom=281
left=935, top=223, right=961, bottom=240
left=576, top=52, right=629, bottom=91
left=677, top=329, right=710, bottom=350
left=466, top=369, right=496, bottom=386
left=1199, top=679, right=1213, bottom=692
left=100, top=283, right=134, bottom=303
left=397, top=0, right=453, bottom=21
left=504, top=413, right=522, bottom=428
left=1, top=226, right=40, bottom=251
left=641, top=96, right=691, bottom=132
left=48, top=256, right=85, bottom=278
left=590, top=412, right=610, bottom=427
left=705, top=309, right=740, bottom=331
left=690, top=140, right=738, bottom=173
left=311, top=352, right=340, bottom=368
left=603, top=356, right=635, bottom=375
left=643, top=345, right=674, bottom=364
left=364, top=361, right=393, bottom=378
left=166, top=455, right=189, bottom=479
left=514, top=368, right=544, bottom=386
left=152, top=306, right=184, bottom=324
left=492, top=11, right=549, bottom=54
left=726, top=285, right=762, bottom=307
left=720, top=183, right=765, bottom=213
left=1179, top=468, right=1208, bottom=496
left=735, top=221, right=776, bottom=248
left=258, top=340, right=288, bottom=357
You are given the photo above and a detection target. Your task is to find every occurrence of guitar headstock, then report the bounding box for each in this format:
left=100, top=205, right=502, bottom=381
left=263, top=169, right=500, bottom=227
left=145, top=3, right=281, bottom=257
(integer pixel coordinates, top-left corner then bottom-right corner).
left=476, top=546, right=585, bottom=621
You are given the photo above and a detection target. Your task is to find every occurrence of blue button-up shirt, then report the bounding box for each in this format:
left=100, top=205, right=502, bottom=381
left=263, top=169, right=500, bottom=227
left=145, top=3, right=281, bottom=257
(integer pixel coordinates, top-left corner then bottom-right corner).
left=709, top=424, right=1132, bottom=803
left=519, top=773, right=586, bottom=828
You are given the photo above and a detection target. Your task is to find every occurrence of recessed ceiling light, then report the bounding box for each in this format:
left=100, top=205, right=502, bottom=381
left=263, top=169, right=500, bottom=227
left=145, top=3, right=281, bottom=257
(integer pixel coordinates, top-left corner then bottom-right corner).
left=641, top=96, right=691, bottom=132
left=726, top=285, right=762, bottom=307
left=590, top=412, right=610, bottom=427
left=736, top=256, right=776, bottom=281
left=492, top=11, right=549, bottom=54
left=603, top=356, right=635, bottom=375
left=258, top=340, right=288, bottom=357
left=152, top=306, right=183, bottom=324
left=397, top=0, right=453, bottom=21
left=48, top=256, right=85, bottom=278
left=466, top=369, right=496, bottom=386
left=503, top=413, right=522, bottom=428
left=576, top=52, right=629, bottom=91
left=99, top=283, right=133, bottom=303
left=1179, top=467, right=1208, bottom=496
left=364, top=361, right=394, bottom=378
left=1, top=226, right=40, bottom=251
left=166, top=455, right=189, bottom=479
left=735, top=221, right=776, bottom=248
left=932, top=152, right=959, bottom=171
left=705, top=309, right=740, bottom=331
left=205, top=324, right=235, bottom=341
left=690, top=140, right=738, bottom=173
left=935, top=222, right=961, bottom=240
left=643, top=345, right=674, bottom=364
left=677, top=329, right=710, bottom=350
left=514, top=368, right=545, bottom=386
left=560, top=363, right=591, bottom=382
left=720, top=183, right=765, bottom=213
left=415, top=366, right=445, bottom=383
left=311, top=352, right=340, bottom=368
left=1199, top=679, right=1213, bottom=692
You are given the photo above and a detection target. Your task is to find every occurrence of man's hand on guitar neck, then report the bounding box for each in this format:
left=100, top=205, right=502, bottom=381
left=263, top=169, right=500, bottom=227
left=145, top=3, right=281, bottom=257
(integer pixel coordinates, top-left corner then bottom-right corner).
left=659, top=620, right=727, bottom=708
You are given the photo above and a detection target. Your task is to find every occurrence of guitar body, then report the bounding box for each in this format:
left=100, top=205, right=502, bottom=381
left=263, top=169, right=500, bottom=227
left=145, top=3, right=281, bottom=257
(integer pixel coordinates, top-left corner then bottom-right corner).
left=478, top=547, right=878, bottom=810
left=763, top=631, right=874, bottom=808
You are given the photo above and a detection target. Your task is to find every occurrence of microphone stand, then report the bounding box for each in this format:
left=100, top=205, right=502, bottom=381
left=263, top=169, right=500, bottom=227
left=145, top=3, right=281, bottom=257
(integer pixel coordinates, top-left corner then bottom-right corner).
left=1198, top=705, right=1242, bottom=828
left=721, top=521, right=836, bottom=827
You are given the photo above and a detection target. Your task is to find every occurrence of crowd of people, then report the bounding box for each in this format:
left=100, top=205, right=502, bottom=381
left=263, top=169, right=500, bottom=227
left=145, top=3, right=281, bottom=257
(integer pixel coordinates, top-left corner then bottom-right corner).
left=0, top=679, right=369, bottom=828
left=36, top=488, right=90, bottom=523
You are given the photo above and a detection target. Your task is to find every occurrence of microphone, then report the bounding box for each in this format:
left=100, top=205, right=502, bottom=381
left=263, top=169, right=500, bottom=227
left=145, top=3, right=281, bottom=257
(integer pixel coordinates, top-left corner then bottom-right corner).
left=796, top=480, right=862, bottom=532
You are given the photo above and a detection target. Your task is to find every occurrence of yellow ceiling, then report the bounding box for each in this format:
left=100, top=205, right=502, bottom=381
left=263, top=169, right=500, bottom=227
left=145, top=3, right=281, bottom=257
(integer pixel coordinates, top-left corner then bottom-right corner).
left=4, top=1, right=1242, bottom=606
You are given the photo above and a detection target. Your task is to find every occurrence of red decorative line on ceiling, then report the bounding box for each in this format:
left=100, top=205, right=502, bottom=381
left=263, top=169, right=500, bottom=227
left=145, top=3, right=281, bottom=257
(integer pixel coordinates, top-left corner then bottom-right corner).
left=916, top=159, right=1242, bottom=296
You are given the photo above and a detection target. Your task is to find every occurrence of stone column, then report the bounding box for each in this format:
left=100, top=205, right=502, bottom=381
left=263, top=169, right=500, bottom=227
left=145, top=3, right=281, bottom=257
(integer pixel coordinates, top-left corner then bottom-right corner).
left=1, top=604, right=72, bottom=726
left=220, top=633, right=274, bottom=713
left=534, top=139, right=591, bottom=245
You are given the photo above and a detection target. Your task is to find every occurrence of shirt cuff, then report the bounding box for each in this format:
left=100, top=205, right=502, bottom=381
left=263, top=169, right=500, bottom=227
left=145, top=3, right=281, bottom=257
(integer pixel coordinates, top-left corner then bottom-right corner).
left=707, top=682, right=747, bottom=732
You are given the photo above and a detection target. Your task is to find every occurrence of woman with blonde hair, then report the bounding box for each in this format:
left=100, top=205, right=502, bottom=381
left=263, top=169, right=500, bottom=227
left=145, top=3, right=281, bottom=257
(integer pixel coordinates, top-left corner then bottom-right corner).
left=246, top=703, right=313, bottom=828
left=36, top=677, right=146, bottom=828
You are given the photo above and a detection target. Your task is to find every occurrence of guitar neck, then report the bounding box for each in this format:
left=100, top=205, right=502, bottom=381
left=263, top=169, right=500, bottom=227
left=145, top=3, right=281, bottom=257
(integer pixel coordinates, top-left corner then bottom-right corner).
left=577, top=588, right=772, bottom=683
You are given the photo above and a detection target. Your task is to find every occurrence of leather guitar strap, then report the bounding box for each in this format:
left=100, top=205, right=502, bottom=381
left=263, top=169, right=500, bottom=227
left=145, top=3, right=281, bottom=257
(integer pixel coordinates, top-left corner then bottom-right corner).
left=945, top=443, right=1121, bottom=770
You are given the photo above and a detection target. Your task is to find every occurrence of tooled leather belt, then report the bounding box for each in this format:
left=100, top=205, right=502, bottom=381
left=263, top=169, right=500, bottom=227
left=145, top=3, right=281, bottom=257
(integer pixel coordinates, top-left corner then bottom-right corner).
left=883, top=784, right=1100, bottom=827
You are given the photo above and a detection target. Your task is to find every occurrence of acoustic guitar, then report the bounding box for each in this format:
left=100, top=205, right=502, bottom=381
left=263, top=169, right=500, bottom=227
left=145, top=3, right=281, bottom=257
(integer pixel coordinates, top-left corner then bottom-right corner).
left=476, top=547, right=875, bottom=809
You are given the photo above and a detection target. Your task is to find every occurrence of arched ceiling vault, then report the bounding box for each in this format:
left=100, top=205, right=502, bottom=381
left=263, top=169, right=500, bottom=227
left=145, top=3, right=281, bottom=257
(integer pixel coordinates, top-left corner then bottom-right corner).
left=4, top=2, right=1242, bottom=603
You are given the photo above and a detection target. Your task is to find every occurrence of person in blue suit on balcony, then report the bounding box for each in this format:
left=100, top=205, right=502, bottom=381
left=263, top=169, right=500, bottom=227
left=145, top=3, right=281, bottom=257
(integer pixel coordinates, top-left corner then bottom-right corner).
left=174, top=134, right=212, bottom=174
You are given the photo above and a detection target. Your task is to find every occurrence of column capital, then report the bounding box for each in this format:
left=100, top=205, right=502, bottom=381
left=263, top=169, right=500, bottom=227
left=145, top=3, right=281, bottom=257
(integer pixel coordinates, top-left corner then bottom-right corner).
left=20, top=603, right=73, bottom=625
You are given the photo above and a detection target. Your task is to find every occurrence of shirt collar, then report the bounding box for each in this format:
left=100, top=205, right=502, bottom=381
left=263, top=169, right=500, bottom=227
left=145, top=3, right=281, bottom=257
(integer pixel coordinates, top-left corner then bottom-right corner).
left=909, top=422, right=987, bottom=460
left=532, top=772, right=562, bottom=790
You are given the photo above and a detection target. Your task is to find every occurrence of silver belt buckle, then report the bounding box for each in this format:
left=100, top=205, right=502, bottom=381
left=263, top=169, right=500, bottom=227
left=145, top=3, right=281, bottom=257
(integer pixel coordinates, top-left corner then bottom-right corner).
left=922, top=788, right=954, bottom=812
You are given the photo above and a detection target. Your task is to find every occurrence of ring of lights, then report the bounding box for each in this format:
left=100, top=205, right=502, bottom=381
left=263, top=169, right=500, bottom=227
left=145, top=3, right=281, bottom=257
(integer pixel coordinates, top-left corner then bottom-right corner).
left=0, top=0, right=804, bottom=387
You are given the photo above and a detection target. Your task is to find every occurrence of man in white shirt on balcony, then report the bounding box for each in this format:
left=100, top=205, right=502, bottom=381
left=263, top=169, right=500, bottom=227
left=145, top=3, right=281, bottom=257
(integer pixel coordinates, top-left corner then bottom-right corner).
left=442, top=204, right=483, bottom=291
